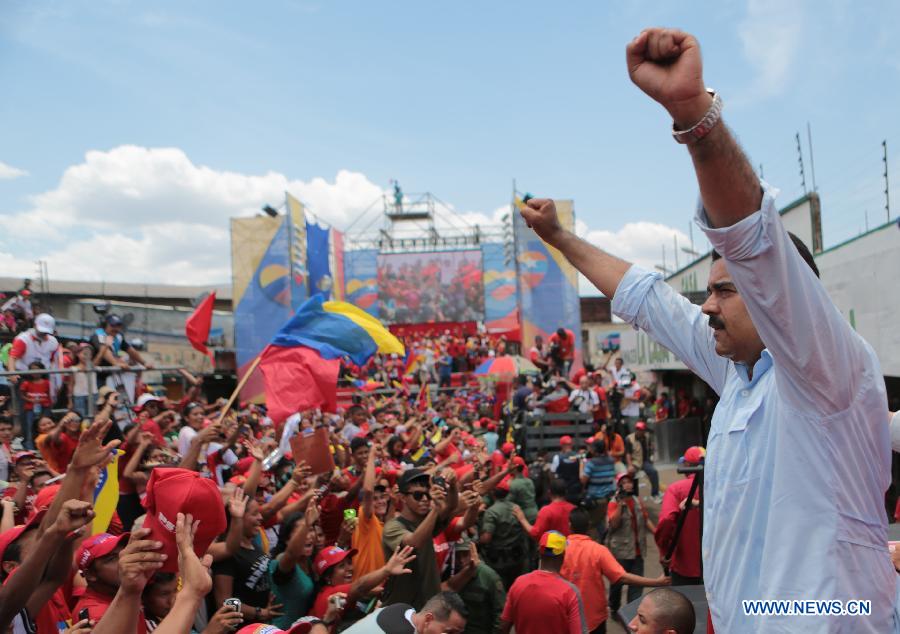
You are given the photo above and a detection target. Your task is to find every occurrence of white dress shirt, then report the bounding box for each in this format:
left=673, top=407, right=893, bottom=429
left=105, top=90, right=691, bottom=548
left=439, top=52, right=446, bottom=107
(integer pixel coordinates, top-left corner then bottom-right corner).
left=612, top=184, right=892, bottom=632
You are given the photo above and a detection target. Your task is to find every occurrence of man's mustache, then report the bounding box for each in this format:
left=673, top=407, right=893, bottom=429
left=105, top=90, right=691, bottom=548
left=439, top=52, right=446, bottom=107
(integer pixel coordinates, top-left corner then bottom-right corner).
left=708, top=315, right=726, bottom=330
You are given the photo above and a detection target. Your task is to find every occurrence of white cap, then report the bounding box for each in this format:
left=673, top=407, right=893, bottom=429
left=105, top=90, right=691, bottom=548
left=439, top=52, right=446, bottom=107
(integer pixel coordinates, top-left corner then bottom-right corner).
left=34, top=313, right=55, bottom=334
left=135, top=393, right=161, bottom=407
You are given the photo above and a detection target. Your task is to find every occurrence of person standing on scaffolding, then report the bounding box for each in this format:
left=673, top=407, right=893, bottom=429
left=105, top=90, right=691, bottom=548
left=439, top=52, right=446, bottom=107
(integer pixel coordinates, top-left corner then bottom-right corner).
left=89, top=314, right=153, bottom=405
left=393, top=180, right=403, bottom=214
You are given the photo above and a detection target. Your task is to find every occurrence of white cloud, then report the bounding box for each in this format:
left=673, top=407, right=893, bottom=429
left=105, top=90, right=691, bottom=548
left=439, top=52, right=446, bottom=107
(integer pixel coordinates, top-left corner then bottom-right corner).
left=0, top=161, right=28, bottom=180
left=0, top=146, right=386, bottom=284
left=738, top=0, right=804, bottom=99
left=579, top=221, right=694, bottom=295
left=0, top=145, right=694, bottom=294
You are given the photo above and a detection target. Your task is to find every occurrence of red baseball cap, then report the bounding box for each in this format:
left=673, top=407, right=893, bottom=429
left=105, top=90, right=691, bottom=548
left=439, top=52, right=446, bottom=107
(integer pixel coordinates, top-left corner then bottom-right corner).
left=635, top=421, right=648, bottom=431
left=142, top=468, right=227, bottom=573
left=12, top=451, right=36, bottom=464
left=486, top=422, right=497, bottom=432
left=495, top=476, right=511, bottom=492
left=314, top=545, right=357, bottom=577
left=681, top=446, right=706, bottom=465
left=500, top=442, right=515, bottom=455
left=0, top=509, right=46, bottom=561
left=539, top=531, right=567, bottom=556
left=511, top=456, right=526, bottom=469
left=615, top=472, right=634, bottom=486
left=32, top=483, right=62, bottom=514
left=75, top=532, right=130, bottom=572
left=559, top=435, right=573, bottom=446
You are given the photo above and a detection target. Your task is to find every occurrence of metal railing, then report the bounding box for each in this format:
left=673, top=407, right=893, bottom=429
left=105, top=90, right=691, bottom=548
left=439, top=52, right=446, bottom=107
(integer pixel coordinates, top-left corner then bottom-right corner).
left=1, top=364, right=185, bottom=418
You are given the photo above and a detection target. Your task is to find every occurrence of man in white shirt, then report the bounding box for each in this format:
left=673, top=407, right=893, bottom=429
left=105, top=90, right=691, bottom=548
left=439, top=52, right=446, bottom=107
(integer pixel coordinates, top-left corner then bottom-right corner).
left=568, top=376, right=599, bottom=415
left=519, top=27, right=892, bottom=632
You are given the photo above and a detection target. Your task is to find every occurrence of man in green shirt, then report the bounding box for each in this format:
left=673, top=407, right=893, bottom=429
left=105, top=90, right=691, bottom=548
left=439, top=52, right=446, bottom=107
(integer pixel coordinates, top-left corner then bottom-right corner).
left=446, top=540, right=506, bottom=634
left=478, top=479, right=526, bottom=589
left=382, top=468, right=456, bottom=610
left=506, top=457, right=538, bottom=523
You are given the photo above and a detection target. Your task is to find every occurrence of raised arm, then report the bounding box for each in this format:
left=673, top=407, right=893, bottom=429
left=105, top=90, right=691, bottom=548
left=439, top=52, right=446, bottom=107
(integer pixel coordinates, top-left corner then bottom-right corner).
left=628, top=27, right=869, bottom=411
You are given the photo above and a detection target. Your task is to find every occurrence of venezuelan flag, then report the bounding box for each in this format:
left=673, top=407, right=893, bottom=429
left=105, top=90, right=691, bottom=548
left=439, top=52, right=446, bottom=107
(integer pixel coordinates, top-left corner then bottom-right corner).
left=92, top=449, right=124, bottom=535
left=260, top=296, right=404, bottom=422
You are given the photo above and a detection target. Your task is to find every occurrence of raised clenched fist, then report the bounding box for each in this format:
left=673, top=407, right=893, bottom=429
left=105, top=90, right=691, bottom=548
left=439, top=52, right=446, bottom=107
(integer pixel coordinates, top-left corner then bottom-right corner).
left=519, top=198, right=564, bottom=247
left=626, top=28, right=711, bottom=128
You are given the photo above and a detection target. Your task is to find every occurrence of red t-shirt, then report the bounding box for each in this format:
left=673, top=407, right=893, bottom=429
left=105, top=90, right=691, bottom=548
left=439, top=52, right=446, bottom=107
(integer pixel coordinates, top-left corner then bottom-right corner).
left=40, top=432, right=80, bottom=474
left=548, top=330, right=575, bottom=360
left=654, top=476, right=702, bottom=578
left=433, top=517, right=466, bottom=571
left=20, top=379, right=51, bottom=411
left=310, top=582, right=352, bottom=619
left=74, top=587, right=148, bottom=634
left=501, top=570, right=586, bottom=634
left=528, top=500, right=576, bottom=540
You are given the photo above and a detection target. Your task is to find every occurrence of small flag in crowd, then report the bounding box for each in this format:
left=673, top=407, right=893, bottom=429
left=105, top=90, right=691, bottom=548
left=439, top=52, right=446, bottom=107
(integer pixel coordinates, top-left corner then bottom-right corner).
left=92, top=449, right=124, bottom=535
left=186, top=291, right=216, bottom=357
left=260, top=295, right=404, bottom=423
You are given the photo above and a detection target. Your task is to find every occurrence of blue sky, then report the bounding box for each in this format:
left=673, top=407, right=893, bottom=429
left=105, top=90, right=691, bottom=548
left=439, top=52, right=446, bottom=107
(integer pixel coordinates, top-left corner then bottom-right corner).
left=1, top=0, right=898, bottom=288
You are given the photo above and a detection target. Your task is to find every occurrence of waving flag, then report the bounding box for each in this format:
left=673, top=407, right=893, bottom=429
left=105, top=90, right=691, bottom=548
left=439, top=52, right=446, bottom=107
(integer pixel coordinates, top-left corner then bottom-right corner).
left=92, top=449, right=124, bottom=535
left=260, top=296, right=404, bottom=422
left=186, top=292, right=216, bottom=357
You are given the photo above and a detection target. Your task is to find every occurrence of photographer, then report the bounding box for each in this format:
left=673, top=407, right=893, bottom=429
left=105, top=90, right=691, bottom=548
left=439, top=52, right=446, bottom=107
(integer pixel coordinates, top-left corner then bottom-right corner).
left=606, top=472, right=655, bottom=619
left=655, top=447, right=704, bottom=586
left=625, top=422, right=661, bottom=502
left=568, top=376, right=599, bottom=416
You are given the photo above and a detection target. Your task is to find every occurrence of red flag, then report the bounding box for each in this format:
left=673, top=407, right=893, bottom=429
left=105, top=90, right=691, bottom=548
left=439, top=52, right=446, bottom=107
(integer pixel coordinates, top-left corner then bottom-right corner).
left=259, top=345, right=340, bottom=423
left=186, top=292, right=216, bottom=357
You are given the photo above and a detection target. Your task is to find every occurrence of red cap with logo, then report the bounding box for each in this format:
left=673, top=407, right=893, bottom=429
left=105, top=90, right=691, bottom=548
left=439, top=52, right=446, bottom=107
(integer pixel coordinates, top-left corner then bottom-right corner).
left=681, top=446, right=706, bottom=465
left=314, top=546, right=357, bottom=576
left=141, top=468, right=227, bottom=572
left=75, top=532, right=130, bottom=572
left=559, top=435, right=573, bottom=446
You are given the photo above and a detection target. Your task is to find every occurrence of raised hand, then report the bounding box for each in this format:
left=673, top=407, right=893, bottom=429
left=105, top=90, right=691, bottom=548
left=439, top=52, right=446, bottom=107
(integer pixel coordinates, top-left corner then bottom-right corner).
left=625, top=28, right=709, bottom=126
left=228, top=489, right=249, bottom=520
left=118, top=528, right=166, bottom=594
left=304, top=494, right=321, bottom=526
left=205, top=605, right=244, bottom=634
left=51, top=499, right=95, bottom=537
left=176, top=512, right=213, bottom=598
left=70, top=418, right=121, bottom=472
left=384, top=544, right=416, bottom=576
left=291, top=460, right=312, bottom=485
left=242, top=439, right=265, bottom=462
left=519, top=198, right=564, bottom=246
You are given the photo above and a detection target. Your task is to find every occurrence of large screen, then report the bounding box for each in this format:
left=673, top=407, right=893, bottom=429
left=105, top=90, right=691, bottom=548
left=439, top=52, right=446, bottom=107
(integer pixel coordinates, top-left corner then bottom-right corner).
left=377, top=250, right=484, bottom=324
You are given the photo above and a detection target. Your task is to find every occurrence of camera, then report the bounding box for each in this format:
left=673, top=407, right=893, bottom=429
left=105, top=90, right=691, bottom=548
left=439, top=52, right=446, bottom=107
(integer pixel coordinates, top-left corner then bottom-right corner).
left=223, top=598, right=242, bottom=613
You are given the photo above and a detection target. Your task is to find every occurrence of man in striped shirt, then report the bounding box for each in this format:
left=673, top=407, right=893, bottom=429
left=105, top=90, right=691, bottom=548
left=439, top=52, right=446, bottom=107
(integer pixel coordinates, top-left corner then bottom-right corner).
left=581, top=438, right=617, bottom=540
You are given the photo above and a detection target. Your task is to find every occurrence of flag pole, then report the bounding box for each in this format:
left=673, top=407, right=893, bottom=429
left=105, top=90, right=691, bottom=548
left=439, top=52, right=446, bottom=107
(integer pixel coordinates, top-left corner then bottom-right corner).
left=216, top=353, right=263, bottom=425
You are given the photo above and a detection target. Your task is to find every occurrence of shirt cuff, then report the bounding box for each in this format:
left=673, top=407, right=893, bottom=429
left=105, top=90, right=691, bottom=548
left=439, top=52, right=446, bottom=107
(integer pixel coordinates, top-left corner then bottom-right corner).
left=611, top=265, right=664, bottom=327
left=694, top=181, right=779, bottom=261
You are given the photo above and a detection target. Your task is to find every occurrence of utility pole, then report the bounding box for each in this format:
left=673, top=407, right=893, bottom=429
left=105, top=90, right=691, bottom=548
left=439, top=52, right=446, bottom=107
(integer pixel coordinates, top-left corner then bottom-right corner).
left=807, top=122, right=818, bottom=191
left=884, top=140, right=891, bottom=221
left=796, top=132, right=808, bottom=194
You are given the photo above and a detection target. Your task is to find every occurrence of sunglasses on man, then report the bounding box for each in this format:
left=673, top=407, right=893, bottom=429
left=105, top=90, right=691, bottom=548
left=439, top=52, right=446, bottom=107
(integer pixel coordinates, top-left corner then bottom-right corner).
left=405, top=490, right=431, bottom=502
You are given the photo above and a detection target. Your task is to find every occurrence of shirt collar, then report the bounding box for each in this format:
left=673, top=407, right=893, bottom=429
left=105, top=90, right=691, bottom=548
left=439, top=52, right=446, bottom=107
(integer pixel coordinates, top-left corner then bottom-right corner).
left=734, top=349, right=773, bottom=386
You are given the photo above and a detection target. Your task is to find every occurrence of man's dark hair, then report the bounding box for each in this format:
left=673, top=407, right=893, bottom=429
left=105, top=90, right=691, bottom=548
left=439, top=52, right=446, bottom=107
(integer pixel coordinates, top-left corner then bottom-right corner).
left=517, top=375, right=528, bottom=386
left=645, top=588, right=696, bottom=634
left=556, top=328, right=566, bottom=338
left=421, top=591, right=468, bottom=621
left=549, top=478, right=567, bottom=498
left=350, top=436, right=369, bottom=453
left=590, top=438, right=606, bottom=454
left=711, top=231, right=819, bottom=278
left=569, top=508, right=590, bottom=534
